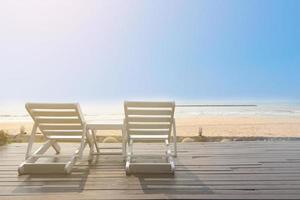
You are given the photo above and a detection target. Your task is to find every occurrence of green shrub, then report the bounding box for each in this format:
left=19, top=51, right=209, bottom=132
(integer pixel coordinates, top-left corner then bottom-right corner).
left=0, top=130, right=9, bottom=146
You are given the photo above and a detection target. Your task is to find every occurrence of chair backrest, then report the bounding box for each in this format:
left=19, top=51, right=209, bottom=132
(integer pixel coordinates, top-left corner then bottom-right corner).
left=26, top=103, right=85, bottom=138
left=124, top=101, right=175, bottom=138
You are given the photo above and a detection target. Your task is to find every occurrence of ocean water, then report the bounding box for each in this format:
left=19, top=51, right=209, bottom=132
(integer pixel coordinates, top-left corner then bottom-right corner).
left=0, top=102, right=300, bottom=123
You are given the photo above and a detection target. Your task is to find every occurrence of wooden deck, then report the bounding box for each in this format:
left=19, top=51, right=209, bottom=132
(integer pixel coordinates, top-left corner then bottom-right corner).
left=1, top=141, right=300, bottom=199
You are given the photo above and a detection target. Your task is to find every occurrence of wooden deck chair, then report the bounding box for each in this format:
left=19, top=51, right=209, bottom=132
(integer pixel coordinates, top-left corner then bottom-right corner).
left=18, top=103, right=93, bottom=175
left=124, top=101, right=177, bottom=174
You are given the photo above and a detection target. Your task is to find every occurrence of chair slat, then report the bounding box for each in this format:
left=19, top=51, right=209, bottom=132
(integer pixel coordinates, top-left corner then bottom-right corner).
left=128, top=123, right=170, bottom=129
left=127, top=117, right=172, bottom=123
left=31, top=111, right=78, bottom=117
left=126, top=109, right=173, bottom=116
left=39, top=124, right=83, bottom=130
left=125, top=101, right=174, bottom=108
left=26, top=103, right=78, bottom=109
left=36, top=118, right=81, bottom=124
left=43, top=130, right=83, bottom=136
left=128, top=130, right=170, bottom=135
left=46, top=135, right=82, bottom=141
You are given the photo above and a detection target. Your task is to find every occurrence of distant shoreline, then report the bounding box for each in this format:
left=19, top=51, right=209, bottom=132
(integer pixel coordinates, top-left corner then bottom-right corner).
left=176, top=104, right=257, bottom=107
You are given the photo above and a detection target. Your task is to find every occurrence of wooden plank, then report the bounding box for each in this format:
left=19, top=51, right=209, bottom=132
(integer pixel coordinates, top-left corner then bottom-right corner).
left=19, top=163, right=67, bottom=174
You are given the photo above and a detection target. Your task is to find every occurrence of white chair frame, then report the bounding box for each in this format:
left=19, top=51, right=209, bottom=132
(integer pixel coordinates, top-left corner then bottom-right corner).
left=18, top=103, right=93, bottom=175
left=124, top=101, right=177, bottom=174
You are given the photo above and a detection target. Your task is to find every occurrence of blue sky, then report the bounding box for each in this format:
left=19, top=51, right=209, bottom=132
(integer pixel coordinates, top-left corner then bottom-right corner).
left=0, top=0, right=299, bottom=103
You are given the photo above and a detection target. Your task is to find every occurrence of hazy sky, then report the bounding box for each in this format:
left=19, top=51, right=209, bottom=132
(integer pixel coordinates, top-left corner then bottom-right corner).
left=0, top=0, right=299, bottom=103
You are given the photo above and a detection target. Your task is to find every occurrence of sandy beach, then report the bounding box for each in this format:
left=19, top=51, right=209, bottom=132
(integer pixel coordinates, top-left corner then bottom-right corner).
left=1, top=116, right=300, bottom=138
left=176, top=116, right=300, bottom=137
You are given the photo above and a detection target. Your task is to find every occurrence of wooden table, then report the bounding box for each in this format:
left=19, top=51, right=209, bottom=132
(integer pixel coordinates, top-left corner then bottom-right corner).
left=86, top=122, right=126, bottom=159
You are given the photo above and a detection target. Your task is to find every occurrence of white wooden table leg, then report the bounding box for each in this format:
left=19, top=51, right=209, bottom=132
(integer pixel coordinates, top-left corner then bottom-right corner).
left=92, top=130, right=100, bottom=153
left=86, top=130, right=94, bottom=162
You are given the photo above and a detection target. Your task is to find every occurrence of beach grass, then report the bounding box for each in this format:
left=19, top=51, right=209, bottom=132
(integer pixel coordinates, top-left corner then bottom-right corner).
left=0, top=130, right=9, bottom=146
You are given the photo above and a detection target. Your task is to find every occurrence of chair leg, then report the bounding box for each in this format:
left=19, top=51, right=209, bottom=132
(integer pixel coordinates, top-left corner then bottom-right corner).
left=64, top=141, right=87, bottom=173
left=125, top=139, right=133, bottom=175
left=173, top=120, right=178, bottom=157
left=122, top=126, right=127, bottom=160
left=25, top=123, right=38, bottom=159
left=165, top=139, right=175, bottom=173
left=51, top=141, right=61, bottom=154
left=173, top=135, right=177, bottom=157
left=91, top=130, right=100, bottom=153
left=125, top=157, right=130, bottom=175
left=25, top=140, right=53, bottom=163
left=87, top=139, right=94, bottom=162
left=65, top=154, right=78, bottom=174
left=129, top=139, right=133, bottom=156
left=165, top=139, right=171, bottom=161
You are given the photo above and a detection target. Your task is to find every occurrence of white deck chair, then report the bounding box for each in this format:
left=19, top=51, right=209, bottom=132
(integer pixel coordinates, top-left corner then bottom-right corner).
left=124, top=101, right=177, bottom=174
left=18, top=103, right=93, bottom=175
